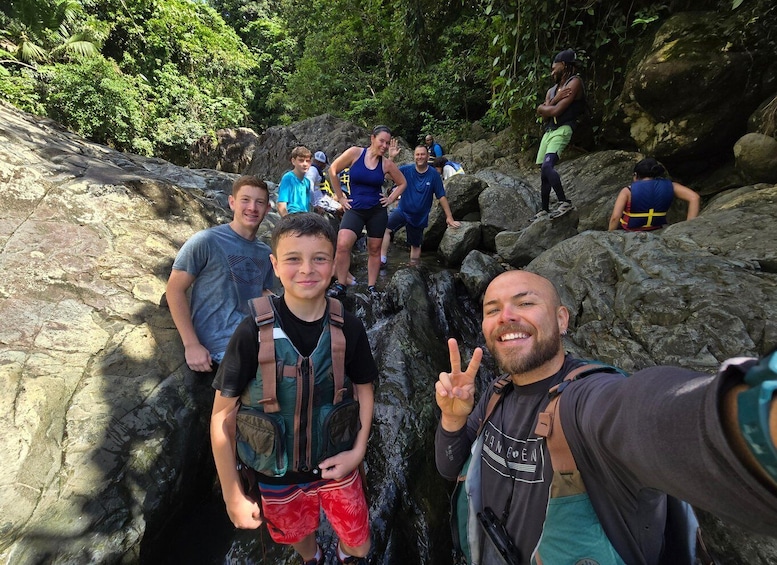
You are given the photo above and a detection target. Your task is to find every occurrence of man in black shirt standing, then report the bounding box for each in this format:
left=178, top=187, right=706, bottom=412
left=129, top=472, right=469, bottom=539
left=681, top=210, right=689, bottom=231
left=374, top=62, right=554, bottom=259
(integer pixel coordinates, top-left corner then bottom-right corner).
left=532, top=49, right=585, bottom=222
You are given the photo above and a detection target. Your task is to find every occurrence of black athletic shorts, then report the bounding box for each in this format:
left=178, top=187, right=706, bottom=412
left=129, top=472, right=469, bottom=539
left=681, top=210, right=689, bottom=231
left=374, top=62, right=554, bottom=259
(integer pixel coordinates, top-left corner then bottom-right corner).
left=339, top=204, right=388, bottom=239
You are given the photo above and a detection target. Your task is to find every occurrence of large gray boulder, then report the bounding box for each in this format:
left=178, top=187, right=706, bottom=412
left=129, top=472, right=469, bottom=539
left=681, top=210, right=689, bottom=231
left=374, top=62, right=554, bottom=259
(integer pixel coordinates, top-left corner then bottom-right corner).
left=0, top=101, right=238, bottom=564
left=603, top=10, right=776, bottom=172
left=424, top=174, right=486, bottom=250
left=437, top=221, right=481, bottom=267
left=189, top=127, right=260, bottom=173
left=243, top=126, right=301, bottom=185
left=458, top=250, right=506, bottom=302
left=529, top=219, right=777, bottom=375
left=287, top=114, right=371, bottom=161
left=495, top=209, right=579, bottom=268
left=665, top=182, right=777, bottom=271
left=734, top=133, right=777, bottom=184
left=476, top=177, right=537, bottom=250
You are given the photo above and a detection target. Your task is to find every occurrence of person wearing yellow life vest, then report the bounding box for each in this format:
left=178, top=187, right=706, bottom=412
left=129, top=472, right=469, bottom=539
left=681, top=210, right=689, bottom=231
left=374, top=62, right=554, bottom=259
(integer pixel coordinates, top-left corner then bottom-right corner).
left=608, top=157, right=700, bottom=231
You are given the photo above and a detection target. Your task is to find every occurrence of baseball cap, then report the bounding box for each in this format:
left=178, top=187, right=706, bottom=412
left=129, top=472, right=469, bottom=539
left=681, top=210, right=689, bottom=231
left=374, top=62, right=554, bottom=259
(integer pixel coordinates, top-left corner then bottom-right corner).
left=314, top=151, right=328, bottom=163
left=553, top=49, right=577, bottom=64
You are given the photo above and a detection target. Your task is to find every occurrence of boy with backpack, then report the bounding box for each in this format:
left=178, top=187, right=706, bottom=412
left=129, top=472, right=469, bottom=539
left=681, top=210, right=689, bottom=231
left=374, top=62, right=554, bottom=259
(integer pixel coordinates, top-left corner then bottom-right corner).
left=211, top=213, right=378, bottom=564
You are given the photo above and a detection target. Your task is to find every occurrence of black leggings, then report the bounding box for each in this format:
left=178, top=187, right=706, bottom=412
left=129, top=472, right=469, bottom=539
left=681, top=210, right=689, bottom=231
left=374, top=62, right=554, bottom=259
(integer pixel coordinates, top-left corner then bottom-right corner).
left=540, top=153, right=568, bottom=211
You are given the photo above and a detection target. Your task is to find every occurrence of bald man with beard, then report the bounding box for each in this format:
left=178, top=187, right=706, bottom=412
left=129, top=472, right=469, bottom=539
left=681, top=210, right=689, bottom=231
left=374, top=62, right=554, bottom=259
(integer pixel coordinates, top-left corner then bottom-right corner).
left=436, top=270, right=777, bottom=564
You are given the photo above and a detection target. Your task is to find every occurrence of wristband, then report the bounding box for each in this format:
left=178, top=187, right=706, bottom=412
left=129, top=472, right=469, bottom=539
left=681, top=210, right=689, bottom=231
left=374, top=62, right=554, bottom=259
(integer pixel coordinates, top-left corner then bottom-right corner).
left=736, top=352, right=777, bottom=480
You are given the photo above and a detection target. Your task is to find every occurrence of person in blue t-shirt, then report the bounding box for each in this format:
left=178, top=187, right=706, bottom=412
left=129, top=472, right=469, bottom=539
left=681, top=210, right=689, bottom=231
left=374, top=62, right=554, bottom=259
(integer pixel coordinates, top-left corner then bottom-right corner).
left=381, top=144, right=460, bottom=266
left=278, top=146, right=314, bottom=216
left=166, top=176, right=275, bottom=375
left=424, top=134, right=444, bottom=159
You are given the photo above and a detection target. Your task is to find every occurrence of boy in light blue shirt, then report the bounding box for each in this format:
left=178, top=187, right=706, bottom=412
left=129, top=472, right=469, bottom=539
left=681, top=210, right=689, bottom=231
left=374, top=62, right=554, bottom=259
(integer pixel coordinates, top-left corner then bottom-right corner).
left=278, top=146, right=314, bottom=216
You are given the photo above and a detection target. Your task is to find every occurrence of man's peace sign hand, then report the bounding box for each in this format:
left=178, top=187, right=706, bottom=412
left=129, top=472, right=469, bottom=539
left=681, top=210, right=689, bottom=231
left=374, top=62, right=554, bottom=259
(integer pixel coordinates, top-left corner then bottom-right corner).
left=435, top=338, right=482, bottom=431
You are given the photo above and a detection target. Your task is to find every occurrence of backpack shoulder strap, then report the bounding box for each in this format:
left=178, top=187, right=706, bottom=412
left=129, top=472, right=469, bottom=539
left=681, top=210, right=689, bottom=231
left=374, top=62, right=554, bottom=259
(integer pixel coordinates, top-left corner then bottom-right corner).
left=248, top=296, right=281, bottom=413
left=475, top=375, right=513, bottom=437
left=534, top=363, right=621, bottom=473
left=327, top=297, right=347, bottom=404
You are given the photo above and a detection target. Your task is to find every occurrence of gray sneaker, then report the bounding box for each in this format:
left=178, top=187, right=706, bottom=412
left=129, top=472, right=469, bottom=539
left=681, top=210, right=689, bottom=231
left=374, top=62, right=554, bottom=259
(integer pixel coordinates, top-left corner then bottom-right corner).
left=549, top=201, right=574, bottom=219
left=531, top=210, right=549, bottom=222
left=327, top=282, right=347, bottom=299
left=367, top=285, right=381, bottom=300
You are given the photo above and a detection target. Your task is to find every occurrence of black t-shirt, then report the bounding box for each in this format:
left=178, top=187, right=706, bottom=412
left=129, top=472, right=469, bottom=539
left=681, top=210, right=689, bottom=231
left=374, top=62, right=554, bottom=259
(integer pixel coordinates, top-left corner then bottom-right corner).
left=213, top=296, right=377, bottom=397
left=212, top=296, right=378, bottom=484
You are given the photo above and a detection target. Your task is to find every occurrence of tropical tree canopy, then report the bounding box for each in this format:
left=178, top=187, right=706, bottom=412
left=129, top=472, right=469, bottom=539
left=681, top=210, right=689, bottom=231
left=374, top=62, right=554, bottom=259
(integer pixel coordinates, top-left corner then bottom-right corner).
left=1, top=0, right=769, bottom=163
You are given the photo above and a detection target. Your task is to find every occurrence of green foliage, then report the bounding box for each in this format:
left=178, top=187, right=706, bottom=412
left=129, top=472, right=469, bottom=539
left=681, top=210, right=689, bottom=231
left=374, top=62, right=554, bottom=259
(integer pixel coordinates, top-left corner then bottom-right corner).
left=93, top=0, right=255, bottom=95
left=43, top=55, right=152, bottom=152
left=280, top=0, right=492, bottom=141
left=484, top=1, right=673, bottom=141
left=150, top=62, right=249, bottom=161
left=0, top=66, right=45, bottom=114
left=2, top=0, right=261, bottom=162
left=3, top=0, right=762, bottom=165
left=1, top=0, right=105, bottom=62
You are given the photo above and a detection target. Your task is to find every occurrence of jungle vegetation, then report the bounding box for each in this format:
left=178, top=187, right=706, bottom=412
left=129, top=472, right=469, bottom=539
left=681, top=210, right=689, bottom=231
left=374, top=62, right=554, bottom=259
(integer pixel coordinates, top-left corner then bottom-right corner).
left=0, top=0, right=763, bottom=164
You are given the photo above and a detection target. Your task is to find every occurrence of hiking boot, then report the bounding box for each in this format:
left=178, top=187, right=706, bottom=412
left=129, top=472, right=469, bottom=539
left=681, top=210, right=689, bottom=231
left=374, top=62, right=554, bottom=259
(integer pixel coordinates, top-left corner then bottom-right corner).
left=327, top=282, right=347, bottom=299
left=367, top=285, right=381, bottom=300
left=530, top=210, right=549, bottom=222
left=549, top=201, right=574, bottom=219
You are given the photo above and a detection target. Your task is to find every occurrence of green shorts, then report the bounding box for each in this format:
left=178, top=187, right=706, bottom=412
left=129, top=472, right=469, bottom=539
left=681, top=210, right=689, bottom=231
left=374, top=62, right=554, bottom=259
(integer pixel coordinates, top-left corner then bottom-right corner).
left=536, top=125, right=573, bottom=164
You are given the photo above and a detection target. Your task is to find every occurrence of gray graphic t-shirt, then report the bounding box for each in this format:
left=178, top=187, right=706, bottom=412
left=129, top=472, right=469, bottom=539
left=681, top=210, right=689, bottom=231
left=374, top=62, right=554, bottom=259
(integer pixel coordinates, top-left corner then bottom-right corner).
left=172, top=224, right=273, bottom=359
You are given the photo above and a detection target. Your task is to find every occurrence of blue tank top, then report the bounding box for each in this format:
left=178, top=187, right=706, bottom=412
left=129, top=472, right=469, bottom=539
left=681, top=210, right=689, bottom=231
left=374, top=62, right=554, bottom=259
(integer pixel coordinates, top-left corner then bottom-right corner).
left=348, top=148, right=385, bottom=209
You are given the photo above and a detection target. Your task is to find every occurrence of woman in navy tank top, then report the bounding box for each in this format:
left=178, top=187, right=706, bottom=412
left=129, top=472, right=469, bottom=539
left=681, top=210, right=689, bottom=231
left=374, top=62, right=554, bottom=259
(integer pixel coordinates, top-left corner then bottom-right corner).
left=327, top=125, right=407, bottom=300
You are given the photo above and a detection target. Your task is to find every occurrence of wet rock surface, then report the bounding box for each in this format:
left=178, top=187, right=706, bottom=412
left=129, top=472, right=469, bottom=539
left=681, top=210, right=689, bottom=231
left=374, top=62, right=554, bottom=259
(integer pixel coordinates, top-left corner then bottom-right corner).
left=2, top=95, right=777, bottom=565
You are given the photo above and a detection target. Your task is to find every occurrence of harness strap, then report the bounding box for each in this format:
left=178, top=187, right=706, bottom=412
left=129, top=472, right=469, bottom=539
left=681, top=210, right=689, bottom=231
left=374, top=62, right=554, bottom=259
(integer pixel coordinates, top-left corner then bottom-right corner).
left=456, top=375, right=512, bottom=483
left=248, top=296, right=348, bottom=412
left=534, top=364, right=612, bottom=473
left=623, top=209, right=667, bottom=218
left=476, top=375, right=513, bottom=437
left=249, top=296, right=281, bottom=413
left=328, top=297, right=347, bottom=404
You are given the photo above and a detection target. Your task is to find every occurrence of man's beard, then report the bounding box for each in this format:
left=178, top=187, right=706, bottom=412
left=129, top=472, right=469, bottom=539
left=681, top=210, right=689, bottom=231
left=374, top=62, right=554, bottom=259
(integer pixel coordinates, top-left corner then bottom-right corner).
left=491, top=326, right=561, bottom=375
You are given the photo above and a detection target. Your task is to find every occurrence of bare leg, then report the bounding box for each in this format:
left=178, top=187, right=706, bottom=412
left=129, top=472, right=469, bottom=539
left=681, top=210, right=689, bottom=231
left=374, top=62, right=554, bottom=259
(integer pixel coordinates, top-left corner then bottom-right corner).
left=340, top=538, right=371, bottom=559
left=366, top=236, right=382, bottom=286
left=292, top=533, right=318, bottom=562
left=409, top=245, right=421, bottom=266
left=380, top=229, right=392, bottom=260
left=334, top=229, right=357, bottom=285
